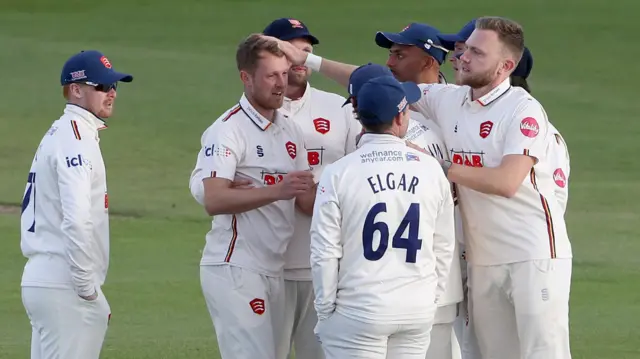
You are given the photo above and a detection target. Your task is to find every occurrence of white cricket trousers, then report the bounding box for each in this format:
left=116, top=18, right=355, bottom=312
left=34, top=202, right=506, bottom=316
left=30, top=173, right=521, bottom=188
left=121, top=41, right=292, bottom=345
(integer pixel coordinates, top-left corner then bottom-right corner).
left=427, top=304, right=458, bottom=359
left=315, top=310, right=434, bottom=359
left=453, top=255, right=481, bottom=359
left=281, top=279, right=324, bottom=359
left=21, top=286, right=111, bottom=359
left=200, top=265, right=286, bottom=359
left=470, top=258, right=572, bottom=359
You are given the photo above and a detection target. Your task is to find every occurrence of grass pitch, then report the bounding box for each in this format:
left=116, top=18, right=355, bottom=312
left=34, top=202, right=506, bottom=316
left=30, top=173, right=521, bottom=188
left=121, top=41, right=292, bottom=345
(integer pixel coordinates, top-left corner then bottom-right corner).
left=0, top=0, right=639, bottom=358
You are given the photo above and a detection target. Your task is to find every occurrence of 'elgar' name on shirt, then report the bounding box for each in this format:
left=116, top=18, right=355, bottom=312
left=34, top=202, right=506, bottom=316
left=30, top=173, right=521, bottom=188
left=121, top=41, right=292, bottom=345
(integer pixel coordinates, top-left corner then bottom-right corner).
left=367, top=172, right=419, bottom=194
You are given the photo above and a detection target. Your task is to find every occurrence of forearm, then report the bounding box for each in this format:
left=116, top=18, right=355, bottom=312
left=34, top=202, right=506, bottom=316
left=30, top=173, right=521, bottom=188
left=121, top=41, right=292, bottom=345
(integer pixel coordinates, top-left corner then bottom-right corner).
left=448, top=164, right=514, bottom=198
left=313, top=56, right=357, bottom=89
left=62, top=217, right=96, bottom=297
left=205, top=186, right=278, bottom=216
left=311, top=257, right=339, bottom=320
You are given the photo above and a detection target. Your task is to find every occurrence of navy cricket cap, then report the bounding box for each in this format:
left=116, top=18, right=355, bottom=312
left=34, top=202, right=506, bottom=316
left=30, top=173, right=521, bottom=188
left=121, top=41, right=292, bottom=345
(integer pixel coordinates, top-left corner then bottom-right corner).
left=60, top=50, right=133, bottom=86
left=343, top=63, right=393, bottom=106
left=375, top=23, right=449, bottom=65
left=512, top=47, right=533, bottom=78
left=263, top=18, right=319, bottom=45
left=439, top=19, right=477, bottom=51
left=356, top=76, right=421, bottom=126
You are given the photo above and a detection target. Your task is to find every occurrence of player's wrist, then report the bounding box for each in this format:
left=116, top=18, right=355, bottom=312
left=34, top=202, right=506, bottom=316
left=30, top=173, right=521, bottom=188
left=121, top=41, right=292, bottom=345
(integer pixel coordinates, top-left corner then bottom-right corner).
left=304, top=53, right=323, bottom=72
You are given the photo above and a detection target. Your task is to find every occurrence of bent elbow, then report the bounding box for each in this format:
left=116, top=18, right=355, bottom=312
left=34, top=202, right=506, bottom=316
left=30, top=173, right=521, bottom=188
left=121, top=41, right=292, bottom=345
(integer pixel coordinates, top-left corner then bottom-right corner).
left=204, top=200, right=222, bottom=216
left=499, top=183, right=519, bottom=198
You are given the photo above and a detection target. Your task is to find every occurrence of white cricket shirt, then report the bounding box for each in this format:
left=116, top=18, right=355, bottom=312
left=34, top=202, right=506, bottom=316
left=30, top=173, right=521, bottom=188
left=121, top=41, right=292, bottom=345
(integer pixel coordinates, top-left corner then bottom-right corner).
left=279, top=83, right=362, bottom=280
left=20, top=104, right=110, bottom=298
left=404, top=113, right=464, bottom=307
left=310, top=134, right=456, bottom=324
left=412, top=78, right=572, bottom=266
left=196, top=94, right=310, bottom=277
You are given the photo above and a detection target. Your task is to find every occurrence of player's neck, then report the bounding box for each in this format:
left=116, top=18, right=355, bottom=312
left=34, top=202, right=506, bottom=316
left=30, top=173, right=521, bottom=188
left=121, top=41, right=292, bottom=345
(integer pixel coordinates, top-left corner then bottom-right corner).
left=415, top=70, right=440, bottom=85
left=286, top=83, right=306, bottom=100
left=471, top=75, right=509, bottom=101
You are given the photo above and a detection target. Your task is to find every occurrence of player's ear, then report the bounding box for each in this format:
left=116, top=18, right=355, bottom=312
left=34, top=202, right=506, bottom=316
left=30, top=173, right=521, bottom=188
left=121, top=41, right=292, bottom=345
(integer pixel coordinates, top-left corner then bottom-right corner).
left=239, top=70, right=251, bottom=86
left=501, top=58, right=516, bottom=75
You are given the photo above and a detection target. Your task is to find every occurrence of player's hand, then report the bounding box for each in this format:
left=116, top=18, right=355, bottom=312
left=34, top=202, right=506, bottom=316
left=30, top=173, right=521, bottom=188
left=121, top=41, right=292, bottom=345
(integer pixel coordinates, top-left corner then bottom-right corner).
left=79, top=291, right=98, bottom=301
left=276, top=171, right=315, bottom=200
left=261, top=35, right=307, bottom=66
left=405, top=140, right=428, bottom=154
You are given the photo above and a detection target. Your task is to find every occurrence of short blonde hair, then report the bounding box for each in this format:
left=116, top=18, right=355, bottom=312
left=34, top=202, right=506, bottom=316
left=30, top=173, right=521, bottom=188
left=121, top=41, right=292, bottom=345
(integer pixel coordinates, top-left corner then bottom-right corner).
left=236, top=33, right=285, bottom=73
left=475, top=17, right=525, bottom=61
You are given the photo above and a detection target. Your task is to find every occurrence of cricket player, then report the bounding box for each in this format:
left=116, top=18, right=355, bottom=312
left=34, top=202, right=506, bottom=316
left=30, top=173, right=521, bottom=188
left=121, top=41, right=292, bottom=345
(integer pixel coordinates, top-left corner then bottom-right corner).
left=345, top=61, right=463, bottom=359
left=20, top=50, right=133, bottom=359
left=310, top=75, right=456, bottom=359
left=374, top=24, right=464, bottom=359
left=261, top=18, right=362, bottom=359
left=194, top=34, right=316, bottom=359
left=264, top=16, right=573, bottom=358
left=412, top=17, right=573, bottom=359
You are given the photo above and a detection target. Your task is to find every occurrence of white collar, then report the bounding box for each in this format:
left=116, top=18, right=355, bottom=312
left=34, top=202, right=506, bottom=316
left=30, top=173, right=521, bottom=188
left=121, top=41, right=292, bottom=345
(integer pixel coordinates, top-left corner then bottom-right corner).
left=357, top=133, right=406, bottom=148
left=464, top=77, right=511, bottom=107
left=282, top=82, right=311, bottom=116
left=64, top=104, right=107, bottom=132
left=238, top=93, right=287, bottom=131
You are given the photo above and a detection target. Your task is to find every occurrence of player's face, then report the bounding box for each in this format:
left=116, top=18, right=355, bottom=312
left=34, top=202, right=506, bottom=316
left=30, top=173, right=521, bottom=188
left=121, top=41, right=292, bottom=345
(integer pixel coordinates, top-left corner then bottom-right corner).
left=450, top=42, right=466, bottom=85
left=459, top=29, right=503, bottom=88
left=287, top=38, right=313, bottom=87
left=386, top=44, right=426, bottom=83
left=73, top=83, right=118, bottom=119
left=247, top=51, right=290, bottom=110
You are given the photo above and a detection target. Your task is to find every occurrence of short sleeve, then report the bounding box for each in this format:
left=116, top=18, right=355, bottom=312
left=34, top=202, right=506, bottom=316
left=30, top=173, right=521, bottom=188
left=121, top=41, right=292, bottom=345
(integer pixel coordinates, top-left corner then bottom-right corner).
left=502, top=99, right=549, bottom=162
left=411, top=83, right=451, bottom=127
left=200, top=125, right=241, bottom=181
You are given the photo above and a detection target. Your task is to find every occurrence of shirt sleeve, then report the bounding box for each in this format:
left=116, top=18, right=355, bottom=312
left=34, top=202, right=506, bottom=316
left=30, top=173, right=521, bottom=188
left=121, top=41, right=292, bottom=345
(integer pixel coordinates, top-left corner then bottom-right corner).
left=432, top=173, right=456, bottom=304
left=188, top=129, right=210, bottom=206
left=309, top=167, right=342, bottom=320
left=343, top=102, right=362, bottom=155
left=200, top=124, right=242, bottom=181
left=411, top=83, right=452, bottom=128
left=502, top=99, right=550, bottom=162
left=55, top=142, right=97, bottom=297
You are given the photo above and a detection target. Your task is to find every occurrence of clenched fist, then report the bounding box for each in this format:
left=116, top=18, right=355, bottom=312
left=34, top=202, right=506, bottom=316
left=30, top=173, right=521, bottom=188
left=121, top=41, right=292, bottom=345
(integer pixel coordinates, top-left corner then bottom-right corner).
left=275, top=171, right=315, bottom=200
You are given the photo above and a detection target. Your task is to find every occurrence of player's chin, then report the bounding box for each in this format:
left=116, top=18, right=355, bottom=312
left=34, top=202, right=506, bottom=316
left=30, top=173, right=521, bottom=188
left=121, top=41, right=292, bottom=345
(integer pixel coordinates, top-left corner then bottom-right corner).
left=269, top=94, right=284, bottom=109
left=97, top=104, right=114, bottom=118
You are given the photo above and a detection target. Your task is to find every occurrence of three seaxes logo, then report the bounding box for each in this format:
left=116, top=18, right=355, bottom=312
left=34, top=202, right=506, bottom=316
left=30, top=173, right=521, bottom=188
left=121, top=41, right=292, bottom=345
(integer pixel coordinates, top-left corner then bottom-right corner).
left=313, top=118, right=330, bottom=134
left=285, top=141, right=297, bottom=159
left=249, top=298, right=265, bottom=315
left=479, top=121, right=493, bottom=138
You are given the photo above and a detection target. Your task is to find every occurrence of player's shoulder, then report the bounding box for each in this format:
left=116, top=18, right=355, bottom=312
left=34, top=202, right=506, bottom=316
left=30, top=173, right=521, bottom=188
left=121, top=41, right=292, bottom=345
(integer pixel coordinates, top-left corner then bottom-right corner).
left=50, top=114, right=99, bottom=151
left=506, top=87, right=545, bottom=112
left=308, top=86, right=348, bottom=106
left=419, top=82, right=465, bottom=97
left=212, top=103, right=244, bottom=128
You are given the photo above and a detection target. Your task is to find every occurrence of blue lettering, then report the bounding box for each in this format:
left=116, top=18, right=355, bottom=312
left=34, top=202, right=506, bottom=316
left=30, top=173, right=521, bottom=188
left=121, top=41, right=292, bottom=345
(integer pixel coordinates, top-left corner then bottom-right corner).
left=205, top=145, right=214, bottom=157
left=65, top=154, right=83, bottom=168
left=369, top=173, right=419, bottom=194
left=367, top=176, right=378, bottom=194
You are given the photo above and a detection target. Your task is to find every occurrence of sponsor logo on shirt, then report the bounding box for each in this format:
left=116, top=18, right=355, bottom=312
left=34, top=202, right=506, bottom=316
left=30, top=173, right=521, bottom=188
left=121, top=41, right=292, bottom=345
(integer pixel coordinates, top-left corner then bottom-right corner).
left=406, top=152, right=420, bottom=162
left=553, top=168, right=567, bottom=188
left=65, top=154, right=92, bottom=169
left=256, top=145, right=264, bottom=157
left=360, top=150, right=404, bottom=164
left=451, top=149, right=484, bottom=168
left=520, top=117, right=539, bottom=138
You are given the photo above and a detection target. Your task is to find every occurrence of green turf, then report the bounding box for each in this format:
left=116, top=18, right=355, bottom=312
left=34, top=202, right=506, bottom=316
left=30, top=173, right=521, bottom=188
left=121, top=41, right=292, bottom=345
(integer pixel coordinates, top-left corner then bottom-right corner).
left=1, top=0, right=639, bottom=358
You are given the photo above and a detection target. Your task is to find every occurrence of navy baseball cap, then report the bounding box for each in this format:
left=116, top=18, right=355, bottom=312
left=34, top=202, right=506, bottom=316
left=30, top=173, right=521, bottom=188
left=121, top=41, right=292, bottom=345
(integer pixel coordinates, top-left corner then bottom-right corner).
left=439, top=19, right=477, bottom=51
left=343, top=63, right=393, bottom=106
left=356, top=76, right=420, bottom=126
left=375, top=23, right=449, bottom=65
left=60, top=50, right=133, bottom=86
left=263, top=18, right=319, bottom=45
left=512, top=47, right=533, bottom=78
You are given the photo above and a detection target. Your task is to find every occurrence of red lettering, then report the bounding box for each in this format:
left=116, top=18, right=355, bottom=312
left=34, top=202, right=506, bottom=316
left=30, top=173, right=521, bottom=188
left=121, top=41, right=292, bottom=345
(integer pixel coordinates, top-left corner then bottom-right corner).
left=308, top=151, right=320, bottom=166
left=264, top=174, right=284, bottom=186
left=452, top=153, right=484, bottom=168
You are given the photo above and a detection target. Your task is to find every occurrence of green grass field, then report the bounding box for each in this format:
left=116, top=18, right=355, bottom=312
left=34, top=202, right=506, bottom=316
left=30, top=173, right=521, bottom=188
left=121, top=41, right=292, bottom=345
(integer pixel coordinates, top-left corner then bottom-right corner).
left=1, top=0, right=639, bottom=358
